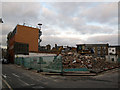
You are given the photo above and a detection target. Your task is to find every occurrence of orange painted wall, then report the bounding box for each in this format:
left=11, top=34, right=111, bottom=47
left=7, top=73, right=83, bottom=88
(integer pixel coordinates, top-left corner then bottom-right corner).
left=15, top=25, right=39, bottom=52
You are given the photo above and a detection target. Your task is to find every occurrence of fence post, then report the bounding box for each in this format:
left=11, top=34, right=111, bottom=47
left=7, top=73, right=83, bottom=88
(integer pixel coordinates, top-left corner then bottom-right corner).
left=39, top=57, right=42, bottom=72
left=61, top=56, right=64, bottom=75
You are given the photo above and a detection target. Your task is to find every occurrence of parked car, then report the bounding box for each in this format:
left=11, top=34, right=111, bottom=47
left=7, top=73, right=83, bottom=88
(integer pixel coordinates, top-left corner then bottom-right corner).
left=1, top=58, right=9, bottom=64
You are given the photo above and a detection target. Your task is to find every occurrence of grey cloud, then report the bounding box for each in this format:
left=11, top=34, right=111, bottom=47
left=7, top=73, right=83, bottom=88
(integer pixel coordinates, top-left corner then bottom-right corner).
left=86, top=34, right=118, bottom=45
left=108, top=17, right=118, bottom=25
left=41, top=35, right=85, bottom=47
left=81, top=3, right=118, bottom=24
left=41, top=2, right=117, bottom=35
left=51, top=2, right=80, bottom=16
left=2, top=24, right=14, bottom=35
left=74, top=25, right=116, bottom=34
left=1, top=2, right=118, bottom=47
left=2, top=2, right=42, bottom=25
left=40, top=7, right=58, bottom=26
left=0, top=3, right=2, bottom=17
left=50, top=2, right=117, bottom=25
left=1, top=35, right=7, bottom=46
left=51, top=2, right=97, bottom=17
left=40, top=2, right=87, bottom=29
left=42, top=29, right=61, bottom=36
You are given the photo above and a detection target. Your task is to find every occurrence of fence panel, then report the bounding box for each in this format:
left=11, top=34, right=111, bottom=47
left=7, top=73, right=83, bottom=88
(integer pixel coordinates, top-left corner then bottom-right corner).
left=14, top=56, right=62, bottom=73
left=23, top=57, right=31, bottom=69
left=30, top=57, right=41, bottom=70
left=14, top=57, right=23, bottom=65
left=40, top=56, right=62, bottom=73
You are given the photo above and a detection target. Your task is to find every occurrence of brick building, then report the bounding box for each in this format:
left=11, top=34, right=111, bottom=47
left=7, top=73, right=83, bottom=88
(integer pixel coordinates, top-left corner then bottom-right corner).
left=76, top=44, right=109, bottom=57
left=7, top=24, right=42, bottom=63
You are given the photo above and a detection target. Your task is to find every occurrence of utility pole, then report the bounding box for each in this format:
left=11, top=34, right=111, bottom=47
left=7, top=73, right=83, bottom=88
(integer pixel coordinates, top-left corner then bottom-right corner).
left=38, top=23, right=42, bottom=51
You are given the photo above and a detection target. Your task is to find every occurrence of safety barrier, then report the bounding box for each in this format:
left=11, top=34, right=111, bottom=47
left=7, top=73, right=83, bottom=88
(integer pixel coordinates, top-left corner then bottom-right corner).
left=15, top=56, right=62, bottom=73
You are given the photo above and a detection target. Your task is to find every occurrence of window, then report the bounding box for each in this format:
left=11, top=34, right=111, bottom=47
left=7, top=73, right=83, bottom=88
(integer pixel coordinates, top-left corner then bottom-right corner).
left=98, top=51, right=101, bottom=55
left=112, top=58, right=114, bottom=61
left=112, top=49, right=114, bottom=52
left=78, top=46, right=82, bottom=50
left=103, top=47, right=106, bottom=49
left=103, top=51, right=106, bottom=54
left=97, top=46, right=101, bottom=50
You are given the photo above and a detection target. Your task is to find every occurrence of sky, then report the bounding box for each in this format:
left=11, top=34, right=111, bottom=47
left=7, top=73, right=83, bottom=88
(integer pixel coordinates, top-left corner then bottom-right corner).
left=0, top=1, right=119, bottom=48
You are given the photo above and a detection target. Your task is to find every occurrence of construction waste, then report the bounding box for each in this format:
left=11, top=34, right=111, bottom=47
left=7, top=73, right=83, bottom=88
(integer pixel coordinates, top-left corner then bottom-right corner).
left=62, top=52, right=119, bottom=72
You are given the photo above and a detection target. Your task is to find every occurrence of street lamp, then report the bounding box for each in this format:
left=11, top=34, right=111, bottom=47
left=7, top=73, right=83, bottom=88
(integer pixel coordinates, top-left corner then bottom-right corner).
left=38, top=23, right=42, bottom=51
left=38, top=23, right=42, bottom=29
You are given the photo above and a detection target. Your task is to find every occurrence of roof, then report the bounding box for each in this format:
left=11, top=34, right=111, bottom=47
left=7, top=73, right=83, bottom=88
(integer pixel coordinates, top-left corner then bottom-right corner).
left=17, top=24, right=39, bottom=30
left=109, top=45, right=120, bottom=47
left=76, top=44, right=109, bottom=46
left=109, top=46, right=120, bottom=50
left=15, top=53, right=56, bottom=57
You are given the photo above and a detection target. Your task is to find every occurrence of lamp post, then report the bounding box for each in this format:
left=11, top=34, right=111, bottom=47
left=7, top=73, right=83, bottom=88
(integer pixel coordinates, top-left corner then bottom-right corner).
left=38, top=23, right=42, bottom=51
left=38, top=23, right=42, bottom=29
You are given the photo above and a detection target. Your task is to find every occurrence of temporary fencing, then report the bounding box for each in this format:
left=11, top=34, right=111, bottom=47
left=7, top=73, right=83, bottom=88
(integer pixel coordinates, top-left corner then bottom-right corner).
left=15, top=56, right=62, bottom=73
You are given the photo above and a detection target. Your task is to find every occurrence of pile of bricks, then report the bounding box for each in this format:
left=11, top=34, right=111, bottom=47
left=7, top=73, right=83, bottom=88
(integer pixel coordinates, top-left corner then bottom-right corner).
left=61, top=52, right=119, bottom=71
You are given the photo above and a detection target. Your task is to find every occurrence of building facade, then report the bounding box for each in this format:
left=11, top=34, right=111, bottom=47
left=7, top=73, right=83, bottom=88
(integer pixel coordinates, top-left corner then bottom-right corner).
left=7, top=24, right=42, bottom=63
left=76, top=44, right=109, bottom=57
left=106, top=46, right=120, bottom=63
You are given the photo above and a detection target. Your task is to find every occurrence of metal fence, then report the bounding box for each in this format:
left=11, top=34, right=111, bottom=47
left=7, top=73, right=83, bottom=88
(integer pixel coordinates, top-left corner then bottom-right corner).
left=15, top=56, right=63, bottom=73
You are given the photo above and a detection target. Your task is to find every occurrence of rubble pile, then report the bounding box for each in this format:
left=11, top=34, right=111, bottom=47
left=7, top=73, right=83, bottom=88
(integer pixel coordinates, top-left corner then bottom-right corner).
left=62, top=52, right=119, bottom=71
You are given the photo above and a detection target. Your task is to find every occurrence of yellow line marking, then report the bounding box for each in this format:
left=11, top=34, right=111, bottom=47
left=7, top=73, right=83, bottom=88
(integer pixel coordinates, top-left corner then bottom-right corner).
left=0, top=76, right=13, bottom=90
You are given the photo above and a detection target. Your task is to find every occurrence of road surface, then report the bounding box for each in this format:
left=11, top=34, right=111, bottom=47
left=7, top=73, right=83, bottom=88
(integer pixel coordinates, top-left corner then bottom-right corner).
left=2, top=64, right=119, bottom=89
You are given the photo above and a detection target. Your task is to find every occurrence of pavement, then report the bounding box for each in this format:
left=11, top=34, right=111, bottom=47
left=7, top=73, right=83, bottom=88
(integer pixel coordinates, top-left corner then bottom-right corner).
left=1, top=64, right=119, bottom=89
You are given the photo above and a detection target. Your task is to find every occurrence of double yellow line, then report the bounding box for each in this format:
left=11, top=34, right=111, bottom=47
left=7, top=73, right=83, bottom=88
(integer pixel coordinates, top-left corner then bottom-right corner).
left=0, top=76, right=13, bottom=90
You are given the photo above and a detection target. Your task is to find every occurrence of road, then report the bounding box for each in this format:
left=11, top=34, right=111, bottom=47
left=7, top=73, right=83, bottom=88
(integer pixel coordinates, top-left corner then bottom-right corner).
left=2, top=64, right=119, bottom=89
left=2, top=64, right=47, bottom=89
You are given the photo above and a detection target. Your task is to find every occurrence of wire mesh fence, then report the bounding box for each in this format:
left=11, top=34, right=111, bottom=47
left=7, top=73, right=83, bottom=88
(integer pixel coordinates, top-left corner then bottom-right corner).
left=15, top=56, right=63, bottom=73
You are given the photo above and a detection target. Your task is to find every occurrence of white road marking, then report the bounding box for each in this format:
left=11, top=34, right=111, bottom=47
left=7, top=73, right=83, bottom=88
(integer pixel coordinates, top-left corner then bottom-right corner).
left=2, top=74, right=7, bottom=78
left=18, top=78, right=29, bottom=86
left=32, top=86, right=44, bottom=88
left=12, top=73, right=20, bottom=78
left=29, top=84, right=35, bottom=86
left=54, top=79, right=58, bottom=82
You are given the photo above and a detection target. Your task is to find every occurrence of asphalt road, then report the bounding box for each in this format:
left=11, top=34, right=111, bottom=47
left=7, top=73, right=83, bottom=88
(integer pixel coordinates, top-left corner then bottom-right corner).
left=2, top=64, right=119, bottom=89
left=2, top=64, right=47, bottom=89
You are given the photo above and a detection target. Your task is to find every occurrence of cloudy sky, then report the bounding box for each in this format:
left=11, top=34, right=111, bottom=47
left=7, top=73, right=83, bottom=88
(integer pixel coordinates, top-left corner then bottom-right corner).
left=0, top=1, right=119, bottom=48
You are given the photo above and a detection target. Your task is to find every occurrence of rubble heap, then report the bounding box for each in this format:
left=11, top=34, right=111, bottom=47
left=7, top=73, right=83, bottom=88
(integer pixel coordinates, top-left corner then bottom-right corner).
left=62, top=52, right=119, bottom=71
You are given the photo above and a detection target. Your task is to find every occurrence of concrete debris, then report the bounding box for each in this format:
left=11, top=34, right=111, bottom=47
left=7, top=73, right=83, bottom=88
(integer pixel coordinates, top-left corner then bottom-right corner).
left=62, top=52, right=119, bottom=72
